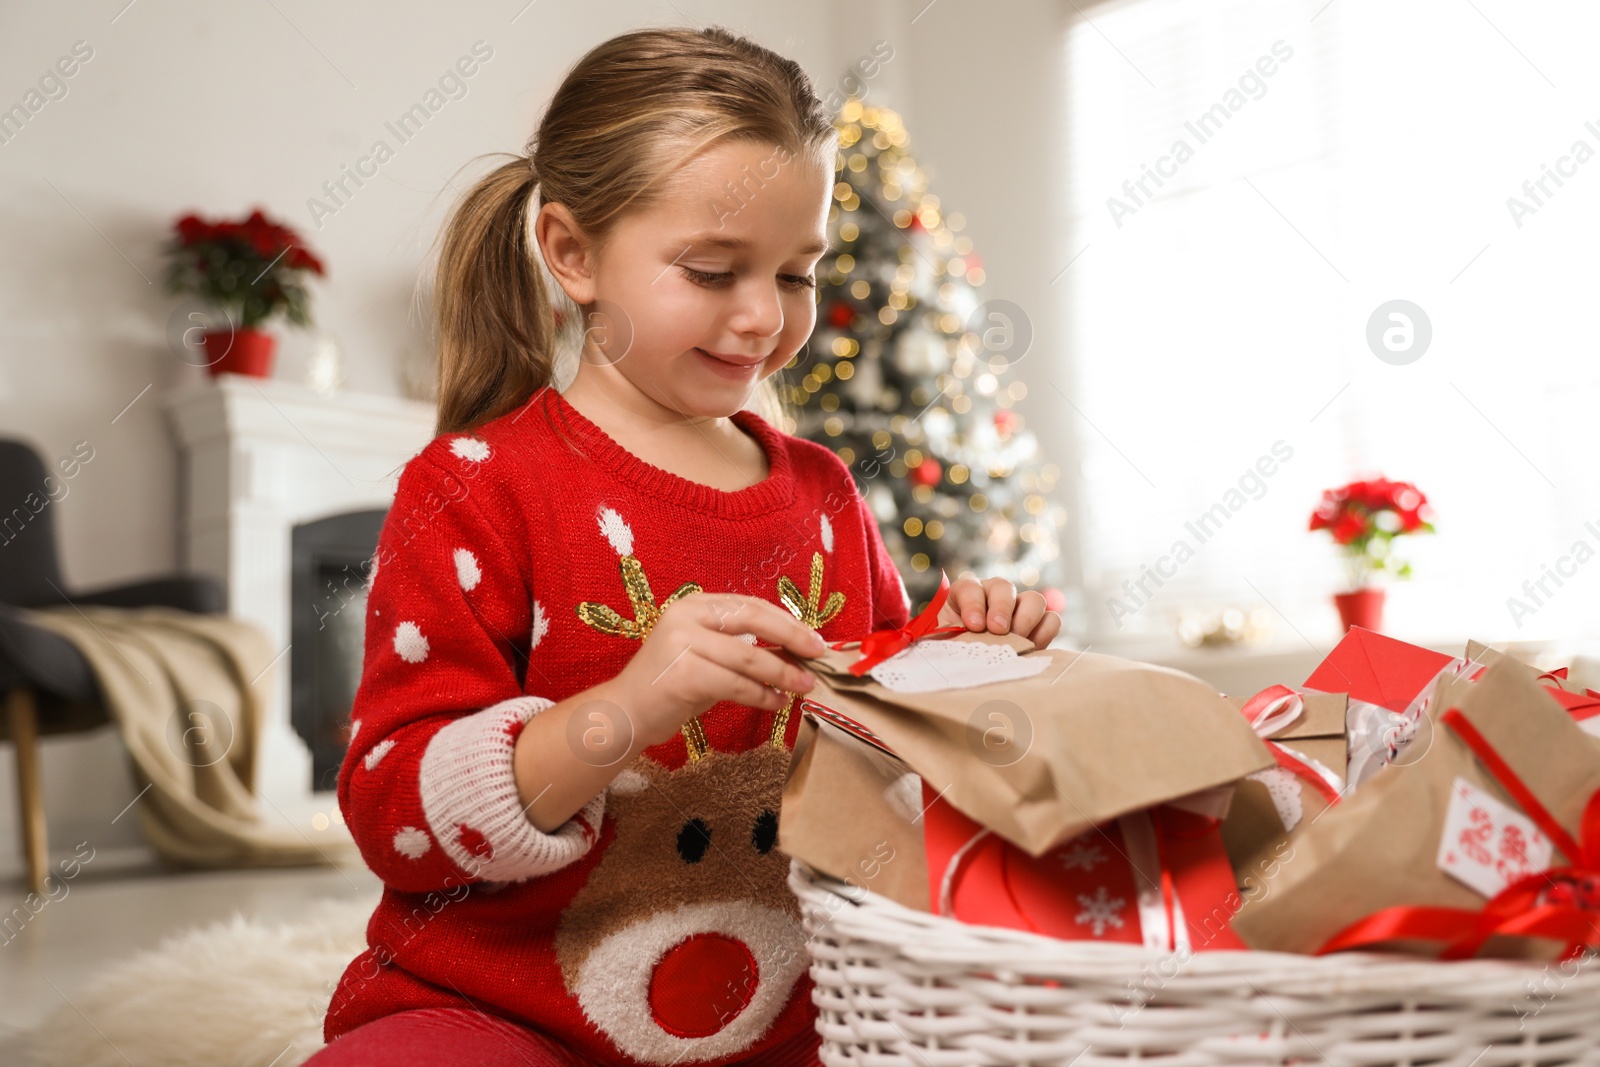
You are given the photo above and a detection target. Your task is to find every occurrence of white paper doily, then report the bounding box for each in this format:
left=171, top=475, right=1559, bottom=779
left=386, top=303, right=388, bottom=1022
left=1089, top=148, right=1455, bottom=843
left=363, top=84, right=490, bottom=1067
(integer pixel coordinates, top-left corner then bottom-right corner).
left=868, top=639, right=1050, bottom=693
left=1248, top=765, right=1304, bottom=832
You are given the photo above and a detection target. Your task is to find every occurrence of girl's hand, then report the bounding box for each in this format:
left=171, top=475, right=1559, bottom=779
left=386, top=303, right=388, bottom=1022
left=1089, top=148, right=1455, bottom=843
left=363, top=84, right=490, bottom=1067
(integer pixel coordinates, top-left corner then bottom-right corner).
left=609, top=592, right=826, bottom=750
left=936, top=576, right=1062, bottom=650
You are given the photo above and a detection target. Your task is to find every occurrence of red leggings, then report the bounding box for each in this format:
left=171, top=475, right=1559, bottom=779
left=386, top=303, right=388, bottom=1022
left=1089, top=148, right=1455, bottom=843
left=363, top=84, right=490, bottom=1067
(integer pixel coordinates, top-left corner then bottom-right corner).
left=304, top=1008, right=825, bottom=1067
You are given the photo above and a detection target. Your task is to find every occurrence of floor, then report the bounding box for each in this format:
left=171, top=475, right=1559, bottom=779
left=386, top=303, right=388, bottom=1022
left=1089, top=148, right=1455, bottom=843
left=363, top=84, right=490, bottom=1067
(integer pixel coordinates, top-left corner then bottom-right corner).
left=0, top=845, right=380, bottom=1062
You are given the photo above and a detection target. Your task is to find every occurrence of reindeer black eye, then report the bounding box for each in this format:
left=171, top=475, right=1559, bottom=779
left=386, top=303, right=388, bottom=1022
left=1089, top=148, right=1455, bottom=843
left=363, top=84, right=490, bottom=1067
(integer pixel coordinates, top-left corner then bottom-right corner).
left=676, top=818, right=712, bottom=863
left=752, top=809, right=778, bottom=854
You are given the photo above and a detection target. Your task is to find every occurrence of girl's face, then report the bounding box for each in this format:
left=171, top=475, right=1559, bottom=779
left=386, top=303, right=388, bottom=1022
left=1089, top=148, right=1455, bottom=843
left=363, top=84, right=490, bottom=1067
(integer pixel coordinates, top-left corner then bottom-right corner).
left=541, top=138, right=833, bottom=421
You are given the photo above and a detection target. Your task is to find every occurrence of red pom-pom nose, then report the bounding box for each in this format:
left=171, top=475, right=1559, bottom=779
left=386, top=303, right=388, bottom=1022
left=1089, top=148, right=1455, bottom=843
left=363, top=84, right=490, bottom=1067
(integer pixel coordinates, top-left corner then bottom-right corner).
left=648, top=932, right=758, bottom=1037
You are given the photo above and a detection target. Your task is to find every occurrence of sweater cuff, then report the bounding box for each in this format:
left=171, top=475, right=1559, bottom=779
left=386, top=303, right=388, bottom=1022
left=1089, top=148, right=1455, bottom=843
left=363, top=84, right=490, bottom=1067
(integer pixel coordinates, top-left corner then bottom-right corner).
left=418, top=695, right=605, bottom=882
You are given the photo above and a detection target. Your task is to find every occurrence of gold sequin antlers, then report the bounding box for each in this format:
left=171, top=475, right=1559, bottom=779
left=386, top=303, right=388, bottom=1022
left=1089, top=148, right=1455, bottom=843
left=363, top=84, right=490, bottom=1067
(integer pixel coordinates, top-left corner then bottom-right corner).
left=778, top=551, right=845, bottom=630
left=577, top=554, right=715, bottom=759
left=770, top=551, right=846, bottom=747
left=576, top=550, right=845, bottom=760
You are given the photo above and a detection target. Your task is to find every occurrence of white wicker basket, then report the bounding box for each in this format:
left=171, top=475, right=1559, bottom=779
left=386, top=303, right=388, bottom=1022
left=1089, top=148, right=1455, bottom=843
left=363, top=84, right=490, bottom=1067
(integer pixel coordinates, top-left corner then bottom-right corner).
left=787, top=858, right=1600, bottom=1067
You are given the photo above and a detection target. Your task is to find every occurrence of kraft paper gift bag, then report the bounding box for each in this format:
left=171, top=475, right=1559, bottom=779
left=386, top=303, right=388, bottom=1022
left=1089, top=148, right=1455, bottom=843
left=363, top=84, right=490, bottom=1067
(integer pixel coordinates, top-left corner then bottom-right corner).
left=780, top=712, right=1248, bottom=950
left=1231, top=655, right=1600, bottom=959
left=778, top=712, right=928, bottom=911
left=1464, top=639, right=1600, bottom=729
left=794, top=627, right=1274, bottom=858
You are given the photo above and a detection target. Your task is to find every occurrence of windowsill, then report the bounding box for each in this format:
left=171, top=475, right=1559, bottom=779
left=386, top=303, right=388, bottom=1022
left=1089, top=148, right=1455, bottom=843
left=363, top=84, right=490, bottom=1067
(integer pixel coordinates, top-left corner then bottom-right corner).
left=1063, top=631, right=1600, bottom=700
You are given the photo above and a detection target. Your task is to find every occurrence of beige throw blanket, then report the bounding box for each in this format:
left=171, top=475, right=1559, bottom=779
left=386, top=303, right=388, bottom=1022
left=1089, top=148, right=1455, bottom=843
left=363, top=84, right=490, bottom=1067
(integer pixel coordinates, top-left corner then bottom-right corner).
left=19, top=605, right=356, bottom=869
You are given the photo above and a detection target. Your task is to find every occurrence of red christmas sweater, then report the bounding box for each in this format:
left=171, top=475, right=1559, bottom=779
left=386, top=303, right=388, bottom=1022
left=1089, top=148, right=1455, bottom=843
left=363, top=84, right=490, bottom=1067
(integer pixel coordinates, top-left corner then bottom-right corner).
left=323, top=383, right=912, bottom=1065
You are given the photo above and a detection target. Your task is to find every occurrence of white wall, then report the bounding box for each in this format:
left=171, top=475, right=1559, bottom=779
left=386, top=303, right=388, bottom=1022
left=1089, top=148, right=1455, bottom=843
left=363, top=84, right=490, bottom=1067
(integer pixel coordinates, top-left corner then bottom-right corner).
left=894, top=0, right=1084, bottom=629
left=0, top=0, right=1072, bottom=876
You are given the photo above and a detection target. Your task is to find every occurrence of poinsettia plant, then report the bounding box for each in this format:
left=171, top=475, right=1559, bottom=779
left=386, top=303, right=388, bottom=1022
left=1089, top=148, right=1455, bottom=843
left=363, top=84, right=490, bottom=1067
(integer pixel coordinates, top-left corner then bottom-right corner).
left=162, top=207, right=326, bottom=330
left=1309, top=477, right=1435, bottom=588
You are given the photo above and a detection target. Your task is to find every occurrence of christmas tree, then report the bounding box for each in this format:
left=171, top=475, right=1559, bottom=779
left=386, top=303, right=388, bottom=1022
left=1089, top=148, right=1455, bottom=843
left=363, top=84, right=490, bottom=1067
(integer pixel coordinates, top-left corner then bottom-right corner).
left=778, top=100, right=1068, bottom=616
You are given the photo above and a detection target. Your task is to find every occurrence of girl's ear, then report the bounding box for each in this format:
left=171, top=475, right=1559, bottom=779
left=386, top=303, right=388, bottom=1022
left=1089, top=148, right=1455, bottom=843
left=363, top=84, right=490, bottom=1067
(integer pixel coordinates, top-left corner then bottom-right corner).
left=535, top=201, right=599, bottom=305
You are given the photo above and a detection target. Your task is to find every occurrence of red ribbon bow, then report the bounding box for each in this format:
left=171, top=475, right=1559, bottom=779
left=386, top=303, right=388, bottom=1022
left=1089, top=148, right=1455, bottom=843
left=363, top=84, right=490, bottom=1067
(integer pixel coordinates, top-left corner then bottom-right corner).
left=830, top=569, right=967, bottom=677
left=1317, top=705, right=1600, bottom=960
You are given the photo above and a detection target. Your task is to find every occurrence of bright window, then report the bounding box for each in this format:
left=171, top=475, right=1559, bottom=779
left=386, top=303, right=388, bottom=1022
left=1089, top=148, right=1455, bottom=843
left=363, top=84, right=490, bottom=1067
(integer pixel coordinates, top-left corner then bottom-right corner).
left=1061, top=0, right=1600, bottom=649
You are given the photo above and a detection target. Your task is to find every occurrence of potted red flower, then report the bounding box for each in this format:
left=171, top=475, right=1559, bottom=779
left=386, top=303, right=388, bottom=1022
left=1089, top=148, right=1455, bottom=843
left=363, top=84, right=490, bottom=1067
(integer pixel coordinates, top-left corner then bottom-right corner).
left=161, top=207, right=326, bottom=377
left=1308, top=476, right=1435, bottom=632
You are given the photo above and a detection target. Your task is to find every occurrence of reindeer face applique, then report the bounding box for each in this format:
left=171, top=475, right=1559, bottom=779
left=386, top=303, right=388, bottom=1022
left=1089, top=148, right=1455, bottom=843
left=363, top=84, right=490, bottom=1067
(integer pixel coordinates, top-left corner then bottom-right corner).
left=553, top=736, right=805, bottom=1063
left=557, top=507, right=843, bottom=1063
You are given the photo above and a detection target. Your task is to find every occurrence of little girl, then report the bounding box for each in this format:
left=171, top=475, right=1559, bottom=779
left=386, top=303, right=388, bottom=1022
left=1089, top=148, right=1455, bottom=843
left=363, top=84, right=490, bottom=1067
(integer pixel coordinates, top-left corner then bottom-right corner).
left=309, top=25, right=1060, bottom=1067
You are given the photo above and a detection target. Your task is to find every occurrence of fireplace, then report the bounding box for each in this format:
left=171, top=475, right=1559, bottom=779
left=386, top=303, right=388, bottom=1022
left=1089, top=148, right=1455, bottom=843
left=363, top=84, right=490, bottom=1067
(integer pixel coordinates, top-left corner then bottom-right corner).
left=164, top=374, right=435, bottom=829
left=291, top=507, right=387, bottom=791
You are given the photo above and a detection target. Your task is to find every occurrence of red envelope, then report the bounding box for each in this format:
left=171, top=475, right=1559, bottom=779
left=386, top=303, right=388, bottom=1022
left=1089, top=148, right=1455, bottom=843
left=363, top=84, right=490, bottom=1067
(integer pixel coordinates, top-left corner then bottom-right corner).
left=1302, top=625, right=1456, bottom=712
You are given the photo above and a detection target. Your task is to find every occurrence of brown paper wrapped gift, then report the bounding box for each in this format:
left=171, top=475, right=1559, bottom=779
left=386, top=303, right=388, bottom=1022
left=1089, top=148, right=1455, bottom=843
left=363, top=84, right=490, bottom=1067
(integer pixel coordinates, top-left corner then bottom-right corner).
left=1220, top=689, right=1348, bottom=882
left=778, top=713, right=927, bottom=910
left=1464, top=639, right=1600, bottom=727
left=791, top=630, right=1274, bottom=858
left=1231, top=655, right=1600, bottom=958
left=780, top=710, right=1256, bottom=949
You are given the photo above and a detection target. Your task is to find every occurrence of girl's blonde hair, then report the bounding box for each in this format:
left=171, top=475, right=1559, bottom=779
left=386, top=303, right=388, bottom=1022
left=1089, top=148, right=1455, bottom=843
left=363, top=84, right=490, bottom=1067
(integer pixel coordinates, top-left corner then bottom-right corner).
left=430, top=26, right=839, bottom=437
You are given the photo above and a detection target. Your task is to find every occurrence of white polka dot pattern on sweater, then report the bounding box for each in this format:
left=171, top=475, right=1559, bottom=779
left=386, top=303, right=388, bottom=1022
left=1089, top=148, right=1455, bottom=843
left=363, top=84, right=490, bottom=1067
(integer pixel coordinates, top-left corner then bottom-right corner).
left=393, top=826, right=431, bottom=859
left=454, top=547, right=482, bottom=591
left=820, top=512, right=834, bottom=552
left=363, top=738, right=396, bottom=770
left=393, top=621, right=429, bottom=663
left=450, top=436, right=490, bottom=463
left=596, top=505, right=634, bottom=556
left=530, top=598, right=549, bottom=651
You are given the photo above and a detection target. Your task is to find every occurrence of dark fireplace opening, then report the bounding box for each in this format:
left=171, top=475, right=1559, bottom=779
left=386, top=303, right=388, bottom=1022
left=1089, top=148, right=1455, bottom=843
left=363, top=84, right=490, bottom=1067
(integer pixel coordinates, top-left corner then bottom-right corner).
left=290, top=508, right=388, bottom=792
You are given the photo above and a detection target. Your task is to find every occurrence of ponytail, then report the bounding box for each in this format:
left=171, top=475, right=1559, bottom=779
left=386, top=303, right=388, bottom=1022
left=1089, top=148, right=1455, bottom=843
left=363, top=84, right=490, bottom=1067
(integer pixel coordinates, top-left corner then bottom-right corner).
left=432, top=153, right=556, bottom=436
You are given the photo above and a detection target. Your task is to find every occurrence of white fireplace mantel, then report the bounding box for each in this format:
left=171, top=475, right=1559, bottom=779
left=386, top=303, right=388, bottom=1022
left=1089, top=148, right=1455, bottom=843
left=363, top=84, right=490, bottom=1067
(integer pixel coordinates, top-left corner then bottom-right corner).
left=164, top=373, right=436, bottom=822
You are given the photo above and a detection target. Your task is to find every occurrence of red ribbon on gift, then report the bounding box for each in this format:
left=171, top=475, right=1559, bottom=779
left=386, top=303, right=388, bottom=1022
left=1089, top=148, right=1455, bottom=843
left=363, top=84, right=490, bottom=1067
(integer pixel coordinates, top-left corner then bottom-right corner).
left=1317, top=705, right=1600, bottom=961
left=830, top=569, right=968, bottom=677
left=1238, top=685, right=1344, bottom=808
left=1533, top=668, right=1600, bottom=722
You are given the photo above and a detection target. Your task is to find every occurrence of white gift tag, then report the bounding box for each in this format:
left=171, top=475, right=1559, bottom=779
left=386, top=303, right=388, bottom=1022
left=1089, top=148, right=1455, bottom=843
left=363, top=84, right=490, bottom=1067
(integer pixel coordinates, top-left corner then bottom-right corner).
left=868, top=639, right=1050, bottom=693
left=1436, top=776, right=1553, bottom=899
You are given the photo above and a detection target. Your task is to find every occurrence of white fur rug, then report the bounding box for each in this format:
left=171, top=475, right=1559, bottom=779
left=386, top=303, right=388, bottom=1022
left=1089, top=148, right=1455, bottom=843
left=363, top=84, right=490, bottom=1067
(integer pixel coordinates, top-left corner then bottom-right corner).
left=24, top=893, right=379, bottom=1067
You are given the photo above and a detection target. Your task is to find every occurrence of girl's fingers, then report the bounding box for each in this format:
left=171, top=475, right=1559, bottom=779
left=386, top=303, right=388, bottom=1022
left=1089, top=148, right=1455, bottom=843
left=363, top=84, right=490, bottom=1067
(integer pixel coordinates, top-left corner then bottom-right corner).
left=1032, top=611, right=1064, bottom=648
left=693, top=630, right=816, bottom=697
left=689, top=593, right=826, bottom=660
left=1009, top=590, right=1047, bottom=640
left=691, top=656, right=791, bottom=712
left=983, top=577, right=1018, bottom=633
left=944, top=576, right=989, bottom=630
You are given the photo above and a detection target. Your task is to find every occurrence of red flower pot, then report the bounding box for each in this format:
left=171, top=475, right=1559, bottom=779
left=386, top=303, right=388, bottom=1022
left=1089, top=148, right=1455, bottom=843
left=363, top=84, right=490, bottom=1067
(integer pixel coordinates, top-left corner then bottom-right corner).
left=201, top=328, right=277, bottom=378
left=1333, top=587, right=1385, bottom=633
